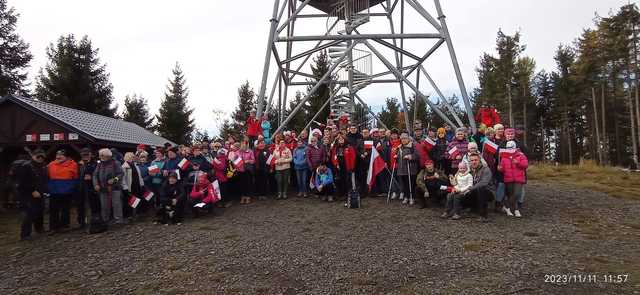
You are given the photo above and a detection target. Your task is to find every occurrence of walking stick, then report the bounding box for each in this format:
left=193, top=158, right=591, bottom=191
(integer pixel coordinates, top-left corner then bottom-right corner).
left=407, top=159, right=413, bottom=204
left=386, top=165, right=396, bottom=204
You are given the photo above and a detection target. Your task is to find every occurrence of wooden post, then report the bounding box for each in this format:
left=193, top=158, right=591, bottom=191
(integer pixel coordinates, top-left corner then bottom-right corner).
left=591, top=87, right=602, bottom=165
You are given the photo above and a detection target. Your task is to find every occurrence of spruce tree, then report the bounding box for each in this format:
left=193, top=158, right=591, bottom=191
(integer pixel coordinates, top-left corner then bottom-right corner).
left=378, top=97, right=400, bottom=130
left=0, top=0, right=32, bottom=96
left=231, top=81, right=256, bottom=136
left=35, top=35, right=116, bottom=117
left=156, top=63, right=195, bottom=144
left=286, top=91, right=307, bottom=132
left=304, top=50, right=333, bottom=124
left=122, top=94, right=154, bottom=130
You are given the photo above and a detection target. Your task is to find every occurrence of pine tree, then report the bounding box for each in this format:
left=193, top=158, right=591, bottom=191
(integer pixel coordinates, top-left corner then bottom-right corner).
left=156, top=63, right=195, bottom=144
left=304, top=50, right=333, bottom=124
left=0, top=0, right=32, bottom=96
left=286, top=91, right=307, bottom=132
left=122, top=94, right=154, bottom=130
left=378, top=97, right=400, bottom=130
left=35, top=35, right=116, bottom=117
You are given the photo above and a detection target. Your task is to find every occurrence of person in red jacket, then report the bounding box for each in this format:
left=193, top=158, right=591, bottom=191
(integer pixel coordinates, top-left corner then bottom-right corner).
left=497, top=141, right=528, bottom=218
left=246, top=109, right=262, bottom=148
left=330, top=133, right=356, bottom=199
left=475, top=107, right=501, bottom=128
left=190, top=173, right=220, bottom=217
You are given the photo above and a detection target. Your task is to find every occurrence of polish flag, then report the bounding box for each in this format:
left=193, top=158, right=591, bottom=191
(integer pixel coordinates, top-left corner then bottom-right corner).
left=309, top=172, right=316, bottom=190
left=424, top=137, right=436, bottom=149
left=499, top=148, right=517, bottom=158
left=212, top=180, right=222, bottom=203
left=447, top=146, right=460, bottom=159
left=26, top=134, right=38, bottom=142
left=53, top=133, right=65, bottom=141
left=366, top=147, right=387, bottom=191
left=233, top=156, right=244, bottom=169
left=148, top=165, right=160, bottom=175
left=143, top=191, right=154, bottom=202
left=364, top=140, right=374, bottom=149
left=128, top=196, right=141, bottom=208
left=178, top=158, right=190, bottom=170
left=213, top=157, right=222, bottom=165
left=266, top=154, right=275, bottom=166
left=483, top=139, right=498, bottom=155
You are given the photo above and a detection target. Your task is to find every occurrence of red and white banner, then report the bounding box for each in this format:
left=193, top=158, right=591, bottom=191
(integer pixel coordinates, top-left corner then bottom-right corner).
left=128, top=196, right=141, bottom=208
left=367, top=147, right=387, bottom=191
left=148, top=165, right=160, bottom=175
left=483, top=139, right=498, bottom=155
left=447, top=146, right=460, bottom=159
left=25, top=134, right=38, bottom=142
left=233, top=156, right=244, bottom=169
left=364, top=140, right=374, bottom=149
left=143, top=191, right=154, bottom=201
left=213, top=157, right=222, bottom=165
left=266, top=154, right=275, bottom=166
left=212, top=180, right=222, bottom=203
left=53, top=133, right=65, bottom=141
left=499, top=148, right=517, bottom=158
left=424, top=137, right=436, bottom=149
left=178, top=158, right=190, bottom=170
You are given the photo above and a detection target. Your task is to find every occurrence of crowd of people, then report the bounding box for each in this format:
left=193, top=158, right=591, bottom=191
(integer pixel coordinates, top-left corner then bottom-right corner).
left=11, top=109, right=529, bottom=241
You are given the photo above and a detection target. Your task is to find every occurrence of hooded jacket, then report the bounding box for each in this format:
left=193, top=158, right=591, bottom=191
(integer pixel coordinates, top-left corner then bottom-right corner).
left=499, top=150, right=528, bottom=184
left=47, top=159, right=79, bottom=195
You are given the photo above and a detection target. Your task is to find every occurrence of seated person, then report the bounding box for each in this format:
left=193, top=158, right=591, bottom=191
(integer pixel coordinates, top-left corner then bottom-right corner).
left=156, top=172, right=185, bottom=225
left=461, top=153, right=494, bottom=222
left=313, top=164, right=335, bottom=202
left=442, top=161, right=473, bottom=220
left=416, top=160, right=449, bottom=208
left=189, top=173, right=220, bottom=217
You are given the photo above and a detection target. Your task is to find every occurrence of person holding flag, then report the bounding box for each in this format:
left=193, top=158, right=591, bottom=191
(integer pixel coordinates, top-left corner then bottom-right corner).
left=189, top=173, right=220, bottom=218
left=366, top=139, right=387, bottom=196
left=387, top=129, right=403, bottom=200
left=238, top=142, right=255, bottom=204
left=446, top=128, right=469, bottom=176
left=254, top=139, right=273, bottom=200
left=395, top=132, right=420, bottom=206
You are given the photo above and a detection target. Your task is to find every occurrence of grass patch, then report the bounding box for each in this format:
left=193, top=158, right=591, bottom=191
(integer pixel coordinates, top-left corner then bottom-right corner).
left=463, top=240, right=489, bottom=252
left=529, top=161, right=640, bottom=201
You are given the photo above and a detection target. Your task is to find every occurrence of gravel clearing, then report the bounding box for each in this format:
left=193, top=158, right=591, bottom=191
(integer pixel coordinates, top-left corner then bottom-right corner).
left=0, top=182, right=639, bottom=294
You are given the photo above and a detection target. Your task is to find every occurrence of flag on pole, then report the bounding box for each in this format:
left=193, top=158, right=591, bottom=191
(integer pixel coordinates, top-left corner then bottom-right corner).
left=266, top=154, right=275, bottom=166
left=309, top=172, right=316, bottom=190
left=148, top=165, right=160, bottom=175
left=364, top=140, right=374, bottom=149
left=447, top=146, right=460, bottom=159
left=178, top=158, right=190, bottom=170
left=499, top=148, right=517, bottom=158
left=367, top=147, right=387, bottom=191
left=424, top=137, right=436, bottom=149
left=233, top=156, right=244, bottom=169
left=483, top=139, right=498, bottom=155
left=174, top=169, right=181, bottom=180
left=143, top=191, right=154, bottom=202
left=212, top=180, right=222, bottom=203
left=213, top=157, right=222, bottom=165
left=128, top=196, right=141, bottom=208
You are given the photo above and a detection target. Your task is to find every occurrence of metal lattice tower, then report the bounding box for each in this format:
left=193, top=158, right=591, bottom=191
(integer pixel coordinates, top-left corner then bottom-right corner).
left=256, top=0, right=476, bottom=136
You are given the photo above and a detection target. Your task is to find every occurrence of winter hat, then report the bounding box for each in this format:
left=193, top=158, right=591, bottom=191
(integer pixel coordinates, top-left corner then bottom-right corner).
left=137, top=144, right=147, bottom=150
left=437, top=127, right=446, bottom=136
left=311, top=128, right=322, bottom=137
left=493, top=123, right=504, bottom=131
left=505, top=128, right=516, bottom=137
left=458, top=161, right=468, bottom=170
left=506, top=141, right=517, bottom=149
left=478, top=124, right=487, bottom=133
left=217, top=148, right=228, bottom=156
left=424, top=159, right=434, bottom=166
left=468, top=142, right=478, bottom=150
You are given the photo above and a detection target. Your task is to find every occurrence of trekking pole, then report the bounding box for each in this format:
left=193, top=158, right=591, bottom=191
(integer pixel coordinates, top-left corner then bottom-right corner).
left=386, top=165, right=396, bottom=204
left=407, top=159, right=413, bottom=204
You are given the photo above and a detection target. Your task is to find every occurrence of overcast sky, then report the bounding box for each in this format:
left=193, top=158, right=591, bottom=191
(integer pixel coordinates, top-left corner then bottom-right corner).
left=11, top=0, right=629, bottom=134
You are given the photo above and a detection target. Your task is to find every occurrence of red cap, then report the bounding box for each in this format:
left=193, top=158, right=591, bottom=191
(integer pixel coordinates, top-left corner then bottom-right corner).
left=137, top=144, right=146, bottom=150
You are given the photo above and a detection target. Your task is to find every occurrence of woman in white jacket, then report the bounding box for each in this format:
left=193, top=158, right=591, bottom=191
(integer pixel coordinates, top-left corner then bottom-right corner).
left=122, top=152, right=146, bottom=219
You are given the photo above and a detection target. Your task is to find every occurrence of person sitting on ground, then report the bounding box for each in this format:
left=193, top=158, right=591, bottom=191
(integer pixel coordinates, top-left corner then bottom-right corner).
left=189, top=173, right=220, bottom=218
left=497, top=141, right=528, bottom=218
left=313, top=164, right=335, bottom=202
left=416, top=160, right=448, bottom=209
left=442, top=161, right=473, bottom=220
left=157, top=172, right=185, bottom=225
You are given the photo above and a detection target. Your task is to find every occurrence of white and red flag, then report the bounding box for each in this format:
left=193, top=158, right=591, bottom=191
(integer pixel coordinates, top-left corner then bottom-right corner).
left=424, top=137, right=436, bottom=149
left=178, top=158, right=190, bottom=170
left=128, top=196, right=141, bottom=208
left=212, top=180, right=222, bottom=203
left=366, top=147, right=387, bottom=191
left=233, top=156, right=244, bottom=169
left=148, top=165, right=160, bottom=175
left=499, top=148, right=517, bottom=158
left=447, top=146, right=460, bottom=159
left=143, top=191, right=154, bottom=202
left=483, top=139, right=498, bottom=155
left=266, top=154, right=275, bottom=166
left=53, top=133, right=65, bottom=141
left=213, top=157, right=222, bottom=165
left=364, top=140, right=374, bottom=149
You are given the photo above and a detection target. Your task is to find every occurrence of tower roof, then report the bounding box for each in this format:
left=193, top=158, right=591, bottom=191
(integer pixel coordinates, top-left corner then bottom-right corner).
left=305, top=0, right=385, bottom=14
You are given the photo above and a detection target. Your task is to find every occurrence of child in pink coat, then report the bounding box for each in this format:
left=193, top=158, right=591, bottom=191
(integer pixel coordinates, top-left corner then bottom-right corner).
left=498, top=141, right=529, bottom=217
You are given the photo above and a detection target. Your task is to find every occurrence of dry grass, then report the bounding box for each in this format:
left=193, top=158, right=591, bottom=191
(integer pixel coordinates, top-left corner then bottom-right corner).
left=528, top=161, right=640, bottom=201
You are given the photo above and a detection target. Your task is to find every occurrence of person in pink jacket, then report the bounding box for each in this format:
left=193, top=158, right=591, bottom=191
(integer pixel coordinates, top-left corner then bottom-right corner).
left=211, top=149, right=231, bottom=208
left=238, top=142, right=256, bottom=204
left=190, top=173, right=220, bottom=217
left=498, top=141, right=529, bottom=218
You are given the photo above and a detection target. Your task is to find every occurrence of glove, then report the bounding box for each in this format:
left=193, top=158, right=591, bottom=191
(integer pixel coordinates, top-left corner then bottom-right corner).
left=423, top=191, right=429, bottom=198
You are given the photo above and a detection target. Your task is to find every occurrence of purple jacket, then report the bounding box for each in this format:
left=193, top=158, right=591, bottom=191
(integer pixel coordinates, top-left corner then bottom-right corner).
left=306, top=144, right=326, bottom=170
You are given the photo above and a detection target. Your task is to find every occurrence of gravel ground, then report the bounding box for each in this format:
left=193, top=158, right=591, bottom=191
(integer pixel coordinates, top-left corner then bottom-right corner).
left=0, top=182, right=639, bottom=295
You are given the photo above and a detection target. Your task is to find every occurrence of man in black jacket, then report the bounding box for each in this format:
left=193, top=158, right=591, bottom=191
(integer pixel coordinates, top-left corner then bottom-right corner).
left=77, top=148, right=98, bottom=229
left=13, top=150, right=47, bottom=240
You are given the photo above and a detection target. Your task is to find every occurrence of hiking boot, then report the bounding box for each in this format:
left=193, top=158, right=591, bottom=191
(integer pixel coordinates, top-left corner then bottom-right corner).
left=276, top=193, right=282, bottom=200
left=505, top=208, right=514, bottom=217
left=409, top=199, right=415, bottom=206
left=296, top=192, right=302, bottom=197
left=399, top=193, right=405, bottom=200
left=440, top=212, right=450, bottom=219
left=402, top=198, right=408, bottom=205
left=282, top=194, right=288, bottom=200
left=391, top=192, right=397, bottom=200
left=328, top=196, right=334, bottom=202
left=478, top=216, right=490, bottom=223
left=514, top=210, right=522, bottom=218
left=451, top=214, right=462, bottom=220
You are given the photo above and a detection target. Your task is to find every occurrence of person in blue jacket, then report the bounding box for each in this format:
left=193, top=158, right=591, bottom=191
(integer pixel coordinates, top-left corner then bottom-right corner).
left=313, top=164, right=334, bottom=202
left=293, top=139, right=309, bottom=197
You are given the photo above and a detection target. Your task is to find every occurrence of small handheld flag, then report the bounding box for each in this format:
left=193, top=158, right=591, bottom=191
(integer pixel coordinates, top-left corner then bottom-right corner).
left=178, top=158, right=190, bottom=170
left=364, top=140, right=374, bottom=149
left=483, top=139, right=498, bottom=155
left=148, top=165, right=160, bottom=175
left=128, top=196, right=141, bottom=208
left=143, top=191, right=154, bottom=202
left=447, top=146, right=460, bottom=159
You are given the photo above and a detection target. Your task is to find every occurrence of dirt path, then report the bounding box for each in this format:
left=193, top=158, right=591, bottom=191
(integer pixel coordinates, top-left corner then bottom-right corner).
left=0, top=182, right=638, bottom=294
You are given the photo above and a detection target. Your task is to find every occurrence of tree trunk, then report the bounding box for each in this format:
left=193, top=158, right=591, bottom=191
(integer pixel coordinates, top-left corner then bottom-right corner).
left=522, top=85, right=527, bottom=147
left=629, top=86, right=639, bottom=169
left=592, top=87, right=602, bottom=165
left=506, top=84, right=514, bottom=128
left=601, top=83, right=608, bottom=165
